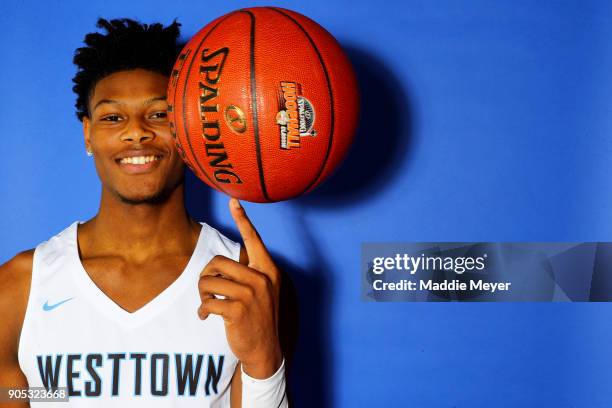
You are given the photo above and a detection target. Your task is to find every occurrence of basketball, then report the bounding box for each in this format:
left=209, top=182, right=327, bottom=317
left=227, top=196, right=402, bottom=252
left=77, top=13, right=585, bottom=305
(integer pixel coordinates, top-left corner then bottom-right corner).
left=167, top=7, right=359, bottom=202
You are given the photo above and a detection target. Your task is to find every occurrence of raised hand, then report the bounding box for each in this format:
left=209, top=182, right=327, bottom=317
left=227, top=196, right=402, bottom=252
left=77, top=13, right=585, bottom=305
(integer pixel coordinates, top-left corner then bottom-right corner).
left=198, top=198, right=283, bottom=379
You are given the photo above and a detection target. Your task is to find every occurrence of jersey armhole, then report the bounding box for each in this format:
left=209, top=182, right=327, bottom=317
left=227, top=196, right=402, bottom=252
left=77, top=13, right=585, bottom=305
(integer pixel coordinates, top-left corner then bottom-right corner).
left=17, top=246, right=39, bottom=375
left=199, top=222, right=242, bottom=263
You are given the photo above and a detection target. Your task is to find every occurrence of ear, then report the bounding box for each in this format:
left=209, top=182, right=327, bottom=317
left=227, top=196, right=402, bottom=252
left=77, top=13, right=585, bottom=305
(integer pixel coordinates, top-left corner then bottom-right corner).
left=83, top=116, right=92, bottom=153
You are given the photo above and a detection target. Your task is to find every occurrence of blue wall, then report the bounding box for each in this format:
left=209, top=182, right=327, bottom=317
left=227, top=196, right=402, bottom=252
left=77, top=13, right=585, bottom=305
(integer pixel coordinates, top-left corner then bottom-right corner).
left=1, top=1, right=611, bottom=406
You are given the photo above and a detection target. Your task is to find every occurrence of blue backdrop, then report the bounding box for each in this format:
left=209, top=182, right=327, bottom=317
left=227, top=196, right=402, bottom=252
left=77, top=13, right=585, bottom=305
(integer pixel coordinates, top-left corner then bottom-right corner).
left=1, top=1, right=611, bottom=406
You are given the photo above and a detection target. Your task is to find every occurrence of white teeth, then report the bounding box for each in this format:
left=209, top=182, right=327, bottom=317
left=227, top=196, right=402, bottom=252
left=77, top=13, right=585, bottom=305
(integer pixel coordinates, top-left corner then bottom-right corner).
left=119, top=155, right=159, bottom=165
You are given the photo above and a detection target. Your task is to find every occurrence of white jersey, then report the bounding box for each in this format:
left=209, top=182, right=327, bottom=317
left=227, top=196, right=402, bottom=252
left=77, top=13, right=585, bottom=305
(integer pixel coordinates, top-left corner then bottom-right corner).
left=18, top=221, right=240, bottom=407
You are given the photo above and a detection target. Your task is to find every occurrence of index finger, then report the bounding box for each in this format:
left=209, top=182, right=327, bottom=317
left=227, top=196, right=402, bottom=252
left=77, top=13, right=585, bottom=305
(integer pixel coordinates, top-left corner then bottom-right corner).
left=229, top=198, right=275, bottom=272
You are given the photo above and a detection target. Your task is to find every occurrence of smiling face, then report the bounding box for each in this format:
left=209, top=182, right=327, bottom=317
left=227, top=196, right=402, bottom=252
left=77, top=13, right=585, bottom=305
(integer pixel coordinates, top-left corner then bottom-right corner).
left=83, top=69, right=184, bottom=205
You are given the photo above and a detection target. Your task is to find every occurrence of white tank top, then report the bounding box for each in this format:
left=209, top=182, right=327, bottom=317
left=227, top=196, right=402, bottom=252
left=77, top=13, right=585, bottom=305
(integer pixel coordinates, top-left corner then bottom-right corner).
left=18, top=221, right=240, bottom=407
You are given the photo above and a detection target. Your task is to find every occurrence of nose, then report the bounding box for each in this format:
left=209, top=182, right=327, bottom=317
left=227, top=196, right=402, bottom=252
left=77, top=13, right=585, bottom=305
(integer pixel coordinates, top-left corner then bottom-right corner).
left=120, top=118, right=155, bottom=143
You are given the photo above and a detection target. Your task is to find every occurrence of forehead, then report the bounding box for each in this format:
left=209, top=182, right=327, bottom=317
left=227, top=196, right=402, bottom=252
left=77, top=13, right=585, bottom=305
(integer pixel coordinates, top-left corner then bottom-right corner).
left=90, top=69, right=168, bottom=104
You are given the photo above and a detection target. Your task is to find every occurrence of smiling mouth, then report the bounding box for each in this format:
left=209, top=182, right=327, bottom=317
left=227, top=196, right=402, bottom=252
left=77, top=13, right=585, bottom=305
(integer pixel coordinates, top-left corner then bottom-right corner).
left=116, top=155, right=163, bottom=165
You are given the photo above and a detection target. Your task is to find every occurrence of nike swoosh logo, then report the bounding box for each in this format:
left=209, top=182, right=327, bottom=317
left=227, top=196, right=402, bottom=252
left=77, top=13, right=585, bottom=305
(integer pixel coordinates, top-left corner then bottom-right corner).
left=43, top=297, right=75, bottom=311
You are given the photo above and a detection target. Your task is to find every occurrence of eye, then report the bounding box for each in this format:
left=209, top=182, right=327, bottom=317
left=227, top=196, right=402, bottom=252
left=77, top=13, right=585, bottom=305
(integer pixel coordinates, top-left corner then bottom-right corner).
left=100, top=114, right=123, bottom=122
left=149, top=111, right=168, bottom=120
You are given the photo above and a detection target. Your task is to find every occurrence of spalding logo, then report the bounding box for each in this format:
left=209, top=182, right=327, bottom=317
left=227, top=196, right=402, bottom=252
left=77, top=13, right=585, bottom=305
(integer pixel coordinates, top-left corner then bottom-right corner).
left=224, top=105, right=247, bottom=134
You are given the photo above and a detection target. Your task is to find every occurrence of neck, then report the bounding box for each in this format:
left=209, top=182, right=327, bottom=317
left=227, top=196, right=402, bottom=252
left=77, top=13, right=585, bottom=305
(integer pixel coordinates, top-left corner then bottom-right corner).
left=82, top=183, right=200, bottom=262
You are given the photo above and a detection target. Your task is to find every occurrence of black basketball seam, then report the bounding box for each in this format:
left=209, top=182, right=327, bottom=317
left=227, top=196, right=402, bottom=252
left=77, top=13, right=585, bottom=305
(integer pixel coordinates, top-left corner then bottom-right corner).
left=268, top=7, right=336, bottom=195
left=240, top=9, right=271, bottom=202
left=181, top=13, right=238, bottom=195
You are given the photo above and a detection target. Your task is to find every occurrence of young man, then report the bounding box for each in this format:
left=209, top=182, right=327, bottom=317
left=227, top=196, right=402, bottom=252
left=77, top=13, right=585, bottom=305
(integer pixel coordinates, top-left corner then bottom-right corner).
left=0, top=18, right=287, bottom=407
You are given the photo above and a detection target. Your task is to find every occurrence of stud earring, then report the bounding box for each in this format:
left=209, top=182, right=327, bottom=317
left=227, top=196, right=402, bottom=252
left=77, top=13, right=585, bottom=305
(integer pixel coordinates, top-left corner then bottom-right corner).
left=87, top=150, right=93, bottom=157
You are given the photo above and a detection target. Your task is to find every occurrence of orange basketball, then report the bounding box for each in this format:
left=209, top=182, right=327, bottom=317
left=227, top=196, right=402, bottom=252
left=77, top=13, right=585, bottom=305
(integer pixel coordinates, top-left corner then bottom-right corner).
left=168, top=7, right=359, bottom=203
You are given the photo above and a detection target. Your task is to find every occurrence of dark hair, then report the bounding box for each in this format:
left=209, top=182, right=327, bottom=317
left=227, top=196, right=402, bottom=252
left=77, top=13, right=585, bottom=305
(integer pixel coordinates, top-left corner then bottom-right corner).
left=72, top=18, right=181, bottom=121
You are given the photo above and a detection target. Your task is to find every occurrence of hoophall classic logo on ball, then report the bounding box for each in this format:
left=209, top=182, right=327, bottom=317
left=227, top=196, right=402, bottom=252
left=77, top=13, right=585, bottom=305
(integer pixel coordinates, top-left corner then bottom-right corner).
left=276, top=81, right=317, bottom=150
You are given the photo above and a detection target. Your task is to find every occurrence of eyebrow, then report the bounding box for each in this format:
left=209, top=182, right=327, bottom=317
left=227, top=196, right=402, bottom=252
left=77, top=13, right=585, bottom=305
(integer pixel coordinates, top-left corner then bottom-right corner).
left=92, top=96, right=167, bottom=112
left=143, top=96, right=167, bottom=105
left=93, top=99, right=119, bottom=111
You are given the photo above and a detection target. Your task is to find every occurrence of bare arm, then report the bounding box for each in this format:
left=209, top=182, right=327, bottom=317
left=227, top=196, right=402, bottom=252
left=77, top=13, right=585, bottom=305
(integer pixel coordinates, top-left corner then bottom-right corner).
left=0, top=250, right=33, bottom=408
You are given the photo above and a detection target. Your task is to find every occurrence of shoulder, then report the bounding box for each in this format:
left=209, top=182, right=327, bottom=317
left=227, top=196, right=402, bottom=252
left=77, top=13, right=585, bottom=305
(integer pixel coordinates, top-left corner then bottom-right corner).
left=0, top=250, right=34, bottom=353
left=0, top=250, right=34, bottom=294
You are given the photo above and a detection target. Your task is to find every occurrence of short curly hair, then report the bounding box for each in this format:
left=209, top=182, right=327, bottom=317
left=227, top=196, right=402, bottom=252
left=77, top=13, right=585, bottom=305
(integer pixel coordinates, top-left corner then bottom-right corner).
left=72, top=18, right=181, bottom=121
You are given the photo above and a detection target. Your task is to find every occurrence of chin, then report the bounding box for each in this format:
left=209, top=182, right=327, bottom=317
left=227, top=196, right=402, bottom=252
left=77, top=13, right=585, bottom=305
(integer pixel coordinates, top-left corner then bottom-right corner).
left=108, top=173, right=183, bottom=205
left=118, top=192, right=168, bottom=205
left=115, top=187, right=171, bottom=205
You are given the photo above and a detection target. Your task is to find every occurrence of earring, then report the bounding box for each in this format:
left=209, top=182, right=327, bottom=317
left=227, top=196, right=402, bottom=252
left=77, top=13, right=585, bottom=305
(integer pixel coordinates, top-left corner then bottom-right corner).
left=87, top=150, right=93, bottom=157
